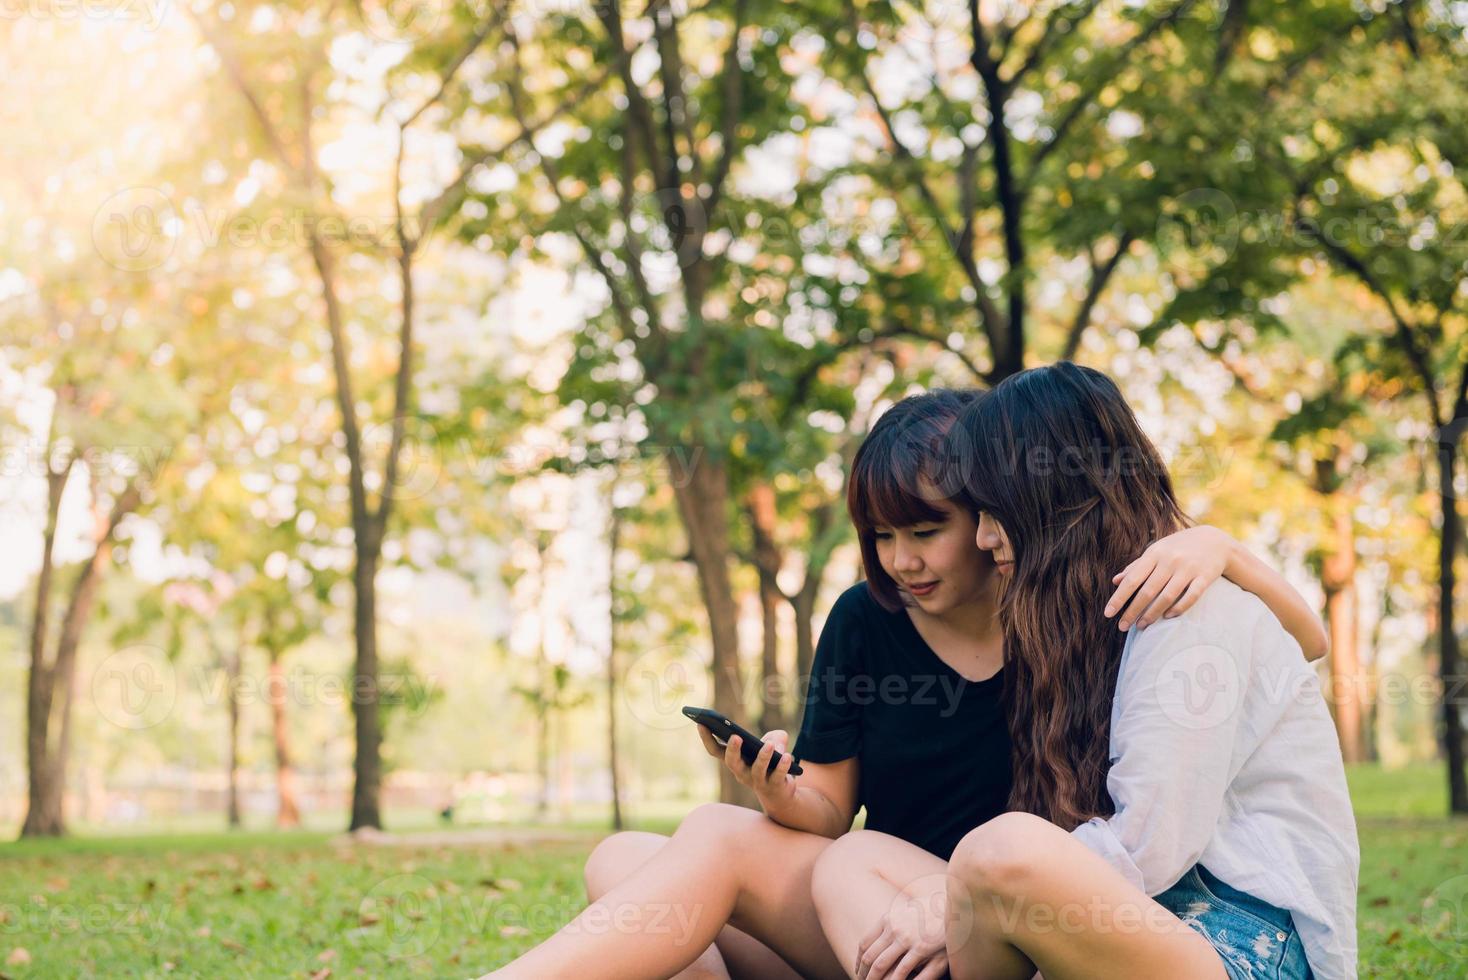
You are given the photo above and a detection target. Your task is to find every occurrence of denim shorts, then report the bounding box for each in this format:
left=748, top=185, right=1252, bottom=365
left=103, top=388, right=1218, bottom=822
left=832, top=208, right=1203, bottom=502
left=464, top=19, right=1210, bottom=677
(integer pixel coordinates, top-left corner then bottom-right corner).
left=1154, top=864, right=1312, bottom=980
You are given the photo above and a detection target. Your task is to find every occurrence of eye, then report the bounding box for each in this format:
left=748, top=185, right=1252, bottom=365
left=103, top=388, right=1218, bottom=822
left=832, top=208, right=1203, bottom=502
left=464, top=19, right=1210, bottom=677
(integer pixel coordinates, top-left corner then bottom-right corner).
left=914, top=529, right=938, bottom=538
left=873, top=530, right=893, bottom=540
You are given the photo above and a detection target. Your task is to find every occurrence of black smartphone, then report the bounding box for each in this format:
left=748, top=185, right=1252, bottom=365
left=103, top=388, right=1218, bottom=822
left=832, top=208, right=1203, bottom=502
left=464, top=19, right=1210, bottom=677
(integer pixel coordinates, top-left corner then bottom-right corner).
left=682, top=706, right=804, bottom=777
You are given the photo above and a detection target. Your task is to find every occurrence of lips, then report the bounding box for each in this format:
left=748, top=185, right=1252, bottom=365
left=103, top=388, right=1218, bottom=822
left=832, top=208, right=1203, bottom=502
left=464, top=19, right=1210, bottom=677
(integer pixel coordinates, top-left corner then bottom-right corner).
left=906, top=581, right=939, bottom=596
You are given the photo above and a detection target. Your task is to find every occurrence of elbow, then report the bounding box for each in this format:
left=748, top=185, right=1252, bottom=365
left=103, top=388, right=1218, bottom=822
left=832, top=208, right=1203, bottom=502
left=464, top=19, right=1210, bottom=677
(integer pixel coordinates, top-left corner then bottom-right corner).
left=1305, top=623, right=1330, bottom=663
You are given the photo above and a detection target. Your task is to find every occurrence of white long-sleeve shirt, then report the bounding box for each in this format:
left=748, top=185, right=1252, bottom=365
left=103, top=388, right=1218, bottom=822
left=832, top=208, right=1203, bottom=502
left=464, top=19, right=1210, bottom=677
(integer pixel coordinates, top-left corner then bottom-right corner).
left=1071, top=579, right=1359, bottom=980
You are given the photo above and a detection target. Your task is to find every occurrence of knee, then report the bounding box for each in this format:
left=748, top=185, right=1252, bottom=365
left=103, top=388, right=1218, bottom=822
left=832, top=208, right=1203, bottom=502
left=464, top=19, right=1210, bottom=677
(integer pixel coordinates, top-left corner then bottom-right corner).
left=676, top=801, right=765, bottom=845
left=810, top=830, right=885, bottom=919
left=583, top=831, right=662, bottom=897
left=948, top=812, right=1055, bottom=899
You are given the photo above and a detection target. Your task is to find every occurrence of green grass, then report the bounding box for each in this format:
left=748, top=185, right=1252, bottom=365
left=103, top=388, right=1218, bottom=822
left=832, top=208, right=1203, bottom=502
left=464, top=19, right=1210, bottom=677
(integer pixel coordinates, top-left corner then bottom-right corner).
left=1, top=767, right=1464, bottom=977
left=1347, top=762, right=1467, bottom=978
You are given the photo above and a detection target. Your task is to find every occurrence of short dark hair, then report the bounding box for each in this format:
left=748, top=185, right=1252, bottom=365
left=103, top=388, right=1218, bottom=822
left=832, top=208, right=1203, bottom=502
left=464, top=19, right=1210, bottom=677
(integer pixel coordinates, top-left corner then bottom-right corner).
left=846, top=388, right=981, bottom=612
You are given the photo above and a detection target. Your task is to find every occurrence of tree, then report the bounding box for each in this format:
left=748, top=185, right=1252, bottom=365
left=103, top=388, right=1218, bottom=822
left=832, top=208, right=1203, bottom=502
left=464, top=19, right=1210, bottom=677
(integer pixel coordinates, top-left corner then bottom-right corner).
left=1140, top=9, right=1468, bottom=808
left=808, top=0, right=1374, bottom=382
left=184, top=0, right=574, bottom=827
left=482, top=0, right=841, bottom=803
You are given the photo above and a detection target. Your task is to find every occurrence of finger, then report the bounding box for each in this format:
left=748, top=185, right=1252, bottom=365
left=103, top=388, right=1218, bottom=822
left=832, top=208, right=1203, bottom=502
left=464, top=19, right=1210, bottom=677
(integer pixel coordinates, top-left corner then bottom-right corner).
left=696, top=726, right=722, bottom=758
left=856, top=928, right=891, bottom=980
left=763, top=728, right=789, bottom=751
left=866, top=938, right=907, bottom=980
left=1164, top=576, right=1210, bottom=619
left=887, top=949, right=927, bottom=980
left=911, top=955, right=949, bottom=980
left=1116, top=568, right=1176, bottom=631
left=858, top=917, right=887, bottom=954
left=724, top=735, right=751, bottom=783
left=752, top=738, right=777, bottom=782
left=757, top=741, right=794, bottom=794
left=1104, top=554, right=1156, bottom=618
left=773, top=742, right=795, bottom=780
left=1139, top=572, right=1192, bottom=628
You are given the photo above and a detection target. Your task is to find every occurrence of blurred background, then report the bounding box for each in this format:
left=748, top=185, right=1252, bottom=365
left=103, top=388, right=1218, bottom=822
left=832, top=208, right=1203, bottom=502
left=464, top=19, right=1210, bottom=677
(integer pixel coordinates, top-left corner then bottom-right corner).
left=1, top=0, right=1466, bottom=972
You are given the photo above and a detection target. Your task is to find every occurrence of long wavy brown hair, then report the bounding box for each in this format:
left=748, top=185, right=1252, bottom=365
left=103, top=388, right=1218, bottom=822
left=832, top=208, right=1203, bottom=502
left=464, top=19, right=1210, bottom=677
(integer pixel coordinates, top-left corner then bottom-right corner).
left=950, top=363, right=1187, bottom=830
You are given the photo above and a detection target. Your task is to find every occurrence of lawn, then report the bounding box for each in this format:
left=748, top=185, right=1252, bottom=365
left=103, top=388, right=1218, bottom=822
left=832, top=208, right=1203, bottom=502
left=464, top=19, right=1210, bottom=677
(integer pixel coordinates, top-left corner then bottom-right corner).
left=0, top=765, right=1463, bottom=978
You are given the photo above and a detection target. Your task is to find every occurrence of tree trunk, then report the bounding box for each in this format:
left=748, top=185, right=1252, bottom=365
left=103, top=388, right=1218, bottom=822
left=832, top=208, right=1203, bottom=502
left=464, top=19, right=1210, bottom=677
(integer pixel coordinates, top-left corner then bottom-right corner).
left=1320, top=508, right=1366, bottom=763
left=607, top=498, right=625, bottom=832
left=23, top=472, right=139, bottom=838
left=537, top=693, right=551, bottom=820
left=348, top=542, right=383, bottom=830
left=670, top=452, right=753, bottom=807
left=225, top=644, right=242, bottom=829
left=1436, top=435, right=1468, bottom=813
left=22, top=445, right=72, bottom=840
left=747, top=483, right=786, bottom=736
left=534, top=533, right=552, bottom=820
left=788, top=502, right=841, bottom=733
left=268, top=650, right=301, bottom=828
left=790, top=585, right=818, bottom=732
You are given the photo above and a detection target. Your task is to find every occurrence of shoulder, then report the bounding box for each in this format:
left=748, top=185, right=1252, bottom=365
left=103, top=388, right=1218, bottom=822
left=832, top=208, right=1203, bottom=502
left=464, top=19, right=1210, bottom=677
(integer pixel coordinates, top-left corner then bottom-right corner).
left=817, top=582, right=890, bottom=654
left=1169, top=578, right=1276, bottom=632
left=1122, top=579, right=1291, bottom=675
left=829, top=580, right=883, bottom=624
left=1133, top=578, right=1276, bottom=640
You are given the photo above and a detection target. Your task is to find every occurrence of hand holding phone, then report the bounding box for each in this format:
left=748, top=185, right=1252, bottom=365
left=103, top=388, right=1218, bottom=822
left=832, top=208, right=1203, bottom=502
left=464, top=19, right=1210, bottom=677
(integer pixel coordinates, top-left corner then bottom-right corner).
left=682, top=705, right=804, bottom=807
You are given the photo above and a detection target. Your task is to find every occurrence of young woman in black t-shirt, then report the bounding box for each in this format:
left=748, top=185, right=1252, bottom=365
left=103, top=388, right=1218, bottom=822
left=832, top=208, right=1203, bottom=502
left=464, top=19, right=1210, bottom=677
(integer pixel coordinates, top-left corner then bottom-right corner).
left=482, top=389, right=1326, bottom=980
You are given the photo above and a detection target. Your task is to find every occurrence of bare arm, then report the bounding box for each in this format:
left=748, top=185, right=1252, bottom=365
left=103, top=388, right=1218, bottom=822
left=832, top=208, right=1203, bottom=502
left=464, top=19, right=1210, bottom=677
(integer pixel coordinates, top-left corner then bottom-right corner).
left=698, top=726, right=859, bottom=837
left=764, top=755, right=859, bottom=838
left=1106, top=525, right=1329, bottom=662
left=1219, top=535, right=1330, bottom=662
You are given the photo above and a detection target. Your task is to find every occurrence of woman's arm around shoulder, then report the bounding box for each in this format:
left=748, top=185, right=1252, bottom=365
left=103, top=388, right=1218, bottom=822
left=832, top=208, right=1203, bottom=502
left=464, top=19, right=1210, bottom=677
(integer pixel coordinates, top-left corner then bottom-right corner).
left=1106, top=524, right=1329, bottom=662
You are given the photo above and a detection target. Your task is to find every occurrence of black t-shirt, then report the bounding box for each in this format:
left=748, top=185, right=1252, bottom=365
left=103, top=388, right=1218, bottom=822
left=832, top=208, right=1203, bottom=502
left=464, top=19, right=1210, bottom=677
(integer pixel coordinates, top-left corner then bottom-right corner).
left=792, top=582, right=1012, bottom=861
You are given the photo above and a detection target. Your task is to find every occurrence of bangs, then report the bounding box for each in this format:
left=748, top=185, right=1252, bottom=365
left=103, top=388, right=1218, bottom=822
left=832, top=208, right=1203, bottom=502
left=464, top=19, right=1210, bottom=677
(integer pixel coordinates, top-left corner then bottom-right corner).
left=848, top=447, right=952, bottom=532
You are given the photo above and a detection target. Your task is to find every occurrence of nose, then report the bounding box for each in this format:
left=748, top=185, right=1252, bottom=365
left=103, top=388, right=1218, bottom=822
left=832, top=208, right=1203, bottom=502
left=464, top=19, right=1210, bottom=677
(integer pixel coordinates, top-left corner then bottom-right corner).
left=975, top=513, right=1000, bottom=550
left=892, top=536, right=923, bottom=572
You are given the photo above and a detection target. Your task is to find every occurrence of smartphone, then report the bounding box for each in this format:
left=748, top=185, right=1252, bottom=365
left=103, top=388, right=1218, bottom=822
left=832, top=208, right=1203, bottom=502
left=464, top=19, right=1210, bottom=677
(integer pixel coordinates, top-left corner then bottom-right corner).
left=682, top=706, right=804, bottom=777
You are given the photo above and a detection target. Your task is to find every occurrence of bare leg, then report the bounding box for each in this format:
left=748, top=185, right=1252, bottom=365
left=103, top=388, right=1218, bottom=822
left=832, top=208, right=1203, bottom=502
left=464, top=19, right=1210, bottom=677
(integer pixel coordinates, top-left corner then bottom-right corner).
left=810, top=829, right=953, bottom=978
left=944, top=812, right=1227, bottom=980
left=584, top=831, right=804, bottom=980
left=481, top=803, right=847, bottom=980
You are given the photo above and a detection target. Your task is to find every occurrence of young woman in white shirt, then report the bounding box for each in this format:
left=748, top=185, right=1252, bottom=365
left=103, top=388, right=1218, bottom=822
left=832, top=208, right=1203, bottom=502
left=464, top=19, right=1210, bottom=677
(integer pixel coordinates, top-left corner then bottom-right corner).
left=808, top=366, right=1357, bottom=980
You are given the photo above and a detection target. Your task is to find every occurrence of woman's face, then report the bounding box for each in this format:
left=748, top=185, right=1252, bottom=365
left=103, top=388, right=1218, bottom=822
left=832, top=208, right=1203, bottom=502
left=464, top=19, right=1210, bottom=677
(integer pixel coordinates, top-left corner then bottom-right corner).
left=975, top=511, right=1014, bottom=575
left=872, top=493, right=993, bottom=614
